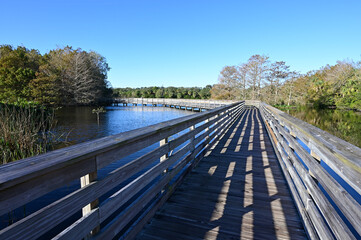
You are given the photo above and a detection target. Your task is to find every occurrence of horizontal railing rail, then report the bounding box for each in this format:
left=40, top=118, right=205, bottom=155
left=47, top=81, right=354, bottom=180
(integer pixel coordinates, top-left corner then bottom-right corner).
left=0, top=101, right=245, bottom=239
left=260, top=102, right=361, bottom=240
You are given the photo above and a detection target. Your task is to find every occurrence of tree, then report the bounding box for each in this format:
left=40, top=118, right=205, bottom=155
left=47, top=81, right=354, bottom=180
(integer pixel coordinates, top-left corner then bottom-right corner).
left=28, top=46, right=111, bottom=105
left=155, top=88, right=164, bottom=98
left=199, top=85, right=211, bottom=99
left=214, top=66, right=240, bottom=99
left=210, top=84, right=229, bottom=99
left=238, top=63, right=248, bottom=99
left=0, top=45, right=40, bottom=102
left=283, top=71, right=300, bottom=106
left=72, top=50, right=110, bottom=104
left=267, top=61, right=290, bottom=104
left=247, top=55, right=269, bottom=100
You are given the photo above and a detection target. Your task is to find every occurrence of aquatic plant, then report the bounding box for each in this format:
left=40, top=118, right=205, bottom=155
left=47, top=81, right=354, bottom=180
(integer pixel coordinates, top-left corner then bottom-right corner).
left=0, top=102, right=57, bottom=164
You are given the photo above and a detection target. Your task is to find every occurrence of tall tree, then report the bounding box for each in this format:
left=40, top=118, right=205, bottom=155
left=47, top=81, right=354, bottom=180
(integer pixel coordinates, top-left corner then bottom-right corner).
left=238, top=63, right=248, bottom=99
left=284, top=71, right=300, bottom=106
left=247, top=55, right=269, bottom=100
left=216, top=66, right=240, bottom=99
left=72, top=50, right=110, bottom=104
left=267, top=61, right=290, bottom=104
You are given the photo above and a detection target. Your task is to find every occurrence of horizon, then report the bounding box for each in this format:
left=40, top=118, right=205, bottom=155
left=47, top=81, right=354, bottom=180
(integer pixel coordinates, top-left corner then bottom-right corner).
left=2, top=0, right=361, bottom=88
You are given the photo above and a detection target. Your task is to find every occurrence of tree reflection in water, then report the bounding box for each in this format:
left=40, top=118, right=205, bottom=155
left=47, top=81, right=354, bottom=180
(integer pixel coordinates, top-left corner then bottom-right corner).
left=280, top=106, right=361, bottom=148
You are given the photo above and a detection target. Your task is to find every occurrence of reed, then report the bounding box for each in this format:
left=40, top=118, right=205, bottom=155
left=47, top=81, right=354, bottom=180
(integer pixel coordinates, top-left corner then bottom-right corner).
left=0, top=103, right=57, bottom=164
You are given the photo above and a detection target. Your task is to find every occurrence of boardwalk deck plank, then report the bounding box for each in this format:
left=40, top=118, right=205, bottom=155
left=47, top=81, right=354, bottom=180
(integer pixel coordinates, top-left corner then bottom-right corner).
left=136, top=107, right=307, bottom=239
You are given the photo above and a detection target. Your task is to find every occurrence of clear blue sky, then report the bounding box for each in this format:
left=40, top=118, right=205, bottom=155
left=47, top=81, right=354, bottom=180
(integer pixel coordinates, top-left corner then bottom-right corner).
left=1, top=0, right=361, bottom=88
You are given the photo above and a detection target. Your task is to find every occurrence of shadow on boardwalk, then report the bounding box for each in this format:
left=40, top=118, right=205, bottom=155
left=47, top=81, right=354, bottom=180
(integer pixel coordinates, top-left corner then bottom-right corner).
left=137, top=107, right=306, bottom=240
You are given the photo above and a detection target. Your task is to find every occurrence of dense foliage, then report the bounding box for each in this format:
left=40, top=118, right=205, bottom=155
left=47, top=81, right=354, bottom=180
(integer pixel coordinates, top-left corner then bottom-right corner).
left=213, top=55, right=361, bottom=110
left=0, top=45, right=112, bottom=105
left=113, top=86, right=212, bottom=99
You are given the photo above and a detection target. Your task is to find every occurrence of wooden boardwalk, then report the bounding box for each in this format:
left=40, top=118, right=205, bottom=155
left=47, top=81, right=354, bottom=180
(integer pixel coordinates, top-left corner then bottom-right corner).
left=136, top=107, right=307, bottom=240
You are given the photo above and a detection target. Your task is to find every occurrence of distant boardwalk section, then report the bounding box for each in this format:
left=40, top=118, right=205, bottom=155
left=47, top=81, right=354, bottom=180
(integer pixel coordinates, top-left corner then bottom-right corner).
left=113, top=98, right=237, bottom=111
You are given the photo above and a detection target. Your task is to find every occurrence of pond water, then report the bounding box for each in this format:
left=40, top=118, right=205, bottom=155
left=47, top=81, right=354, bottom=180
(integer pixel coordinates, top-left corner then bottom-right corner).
left=278, top=106, right=361, bottom=148
left=54, top=105, right=195, bottom=146
left=0, top=106, right=195, bottom=233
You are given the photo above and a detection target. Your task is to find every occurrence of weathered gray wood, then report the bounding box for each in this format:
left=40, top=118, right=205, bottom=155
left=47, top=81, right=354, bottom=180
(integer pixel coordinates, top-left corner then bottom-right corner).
left=263, top=112, right=332, bottom=239
left=0, top=143, right=171, bottom=240
left=266, top=106, right=361, bottom=237
left=96, top=130, right=211, bottom=240
left=0, top=102, right=309, bottom=240
left=0, top=156, right=95, bottom=216
left=96, top=152, right=191, bottom=240
left=80, top=158, right=99, bottom=236
left=0, top=102, right=240, bottom=215
left=261, top=103, right=360, bottom=239
left=99, top=142, right=193, bottom=222
left=96, top=103, right=240, bottom=170
left=118, top=98, right=238, bottom=110
left=285, top=134, right=361, bottom=235
left=136, top=108, right=306, bottom=240
left=0, top=104, right=242, bottom=240
left=124, top=120, right=231, bottom=240
left=121, top=105, right=244, bottom=240
left=52, top=105, right=244, bottom=240
left=262, top=103, right=361, bottom=196
left=53, top=208, right=100, bottom=240
left=264, top=108, right=337, bottom=239
left=306, top=200, right=334, bottom=240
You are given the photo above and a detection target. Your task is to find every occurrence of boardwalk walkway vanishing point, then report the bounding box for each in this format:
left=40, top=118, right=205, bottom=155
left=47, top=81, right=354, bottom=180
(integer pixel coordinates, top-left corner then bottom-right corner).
left=136, top=107, right=306, bottom=239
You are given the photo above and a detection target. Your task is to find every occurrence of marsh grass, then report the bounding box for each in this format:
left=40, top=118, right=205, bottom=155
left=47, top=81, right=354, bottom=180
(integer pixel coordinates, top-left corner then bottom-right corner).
left=0, top=103, right=58, bottom=164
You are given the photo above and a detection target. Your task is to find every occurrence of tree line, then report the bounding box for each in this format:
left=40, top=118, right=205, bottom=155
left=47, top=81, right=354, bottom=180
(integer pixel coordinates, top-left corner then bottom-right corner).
left=212, top=54, right=361, bottom=110
left=0, top=45, right=112, bottom=105
left=114, top=86, right=212, bottom=99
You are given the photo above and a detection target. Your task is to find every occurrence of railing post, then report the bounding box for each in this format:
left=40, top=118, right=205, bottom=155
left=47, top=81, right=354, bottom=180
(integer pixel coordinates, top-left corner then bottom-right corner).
left=189, top=125, right=196, bottom=149
left=160, top=137, right=169, bottom=171
left=159, top=137, right=169, bottom=195
left=205, top=118, right=210, bottom=133
left=80, top=159, right=99, bottom=236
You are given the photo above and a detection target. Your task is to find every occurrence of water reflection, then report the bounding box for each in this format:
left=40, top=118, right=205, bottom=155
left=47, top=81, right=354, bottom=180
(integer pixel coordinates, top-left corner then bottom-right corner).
left=54, top=106, right=195, bottom=146
left=281, top=106, right=361, bottom=148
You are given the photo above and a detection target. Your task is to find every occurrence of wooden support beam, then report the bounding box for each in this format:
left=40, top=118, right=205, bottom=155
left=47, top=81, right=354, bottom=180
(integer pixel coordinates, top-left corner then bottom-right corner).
left=80, top=159, right=99, bottom=236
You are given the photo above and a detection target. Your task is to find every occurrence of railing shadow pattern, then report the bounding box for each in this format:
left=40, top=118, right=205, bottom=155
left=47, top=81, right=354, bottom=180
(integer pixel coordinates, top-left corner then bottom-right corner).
left=137, top=107, right=306, bottom=239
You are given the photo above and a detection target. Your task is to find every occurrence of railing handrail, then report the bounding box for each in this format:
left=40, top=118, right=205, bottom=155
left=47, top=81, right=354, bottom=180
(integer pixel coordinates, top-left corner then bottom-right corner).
left=262, top=103, right=361, bottom=193
left=0, top=101, right=244, bottom=240
left=260, top=102, right=361, bottom=240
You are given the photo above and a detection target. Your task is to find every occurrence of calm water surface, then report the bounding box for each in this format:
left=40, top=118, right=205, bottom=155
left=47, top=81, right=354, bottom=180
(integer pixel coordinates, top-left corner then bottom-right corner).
left=279, top=106, right=361, bottom=148
left=54, top=106, right=195, bottom=146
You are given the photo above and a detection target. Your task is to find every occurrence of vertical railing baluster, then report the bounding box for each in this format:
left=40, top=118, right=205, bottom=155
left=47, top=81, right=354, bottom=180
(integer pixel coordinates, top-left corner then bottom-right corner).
left=160, top=137, right=169, bottom=170
left=80, top=158, right=99, bottom=236
left=189, top=125, right=196, bottom=149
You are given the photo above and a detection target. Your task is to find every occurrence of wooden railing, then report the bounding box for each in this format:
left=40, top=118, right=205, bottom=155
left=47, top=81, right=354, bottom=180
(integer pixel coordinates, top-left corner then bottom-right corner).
left=0, top=101, right=245, bottom=240
left=260, top=102, right=361, bottom=240
left=115, top=98, right=238, bottom=109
